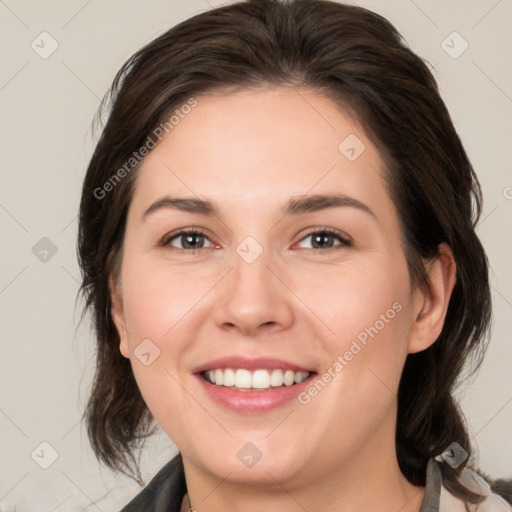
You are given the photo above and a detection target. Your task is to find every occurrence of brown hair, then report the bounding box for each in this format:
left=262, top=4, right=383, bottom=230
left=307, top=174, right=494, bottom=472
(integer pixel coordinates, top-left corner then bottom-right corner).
left=77, top=0, right=491, bottom=502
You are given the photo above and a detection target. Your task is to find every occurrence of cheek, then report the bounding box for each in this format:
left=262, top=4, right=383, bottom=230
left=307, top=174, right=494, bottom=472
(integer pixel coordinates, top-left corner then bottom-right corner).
left=295, top=250, right=411, bottom=346
left=117, top=261, right=206, bottom=411
left=121, top=259, right=208, bottom=346
left=304, top=252, right=412, bottom=400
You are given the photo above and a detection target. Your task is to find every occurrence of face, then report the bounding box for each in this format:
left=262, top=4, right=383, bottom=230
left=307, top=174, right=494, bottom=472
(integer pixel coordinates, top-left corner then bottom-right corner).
left=111, top=87, right=439, bottom=487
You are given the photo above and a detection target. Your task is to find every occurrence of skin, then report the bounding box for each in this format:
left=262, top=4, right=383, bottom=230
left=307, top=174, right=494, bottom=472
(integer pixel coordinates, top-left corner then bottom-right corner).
left=110, top=86, right=456, bottom=512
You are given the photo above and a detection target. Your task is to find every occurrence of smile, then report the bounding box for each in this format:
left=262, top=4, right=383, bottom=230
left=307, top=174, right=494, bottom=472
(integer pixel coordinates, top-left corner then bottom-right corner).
left=201, top=368, right=311, bottom=391
left=193, top=356, right=317, bottom=412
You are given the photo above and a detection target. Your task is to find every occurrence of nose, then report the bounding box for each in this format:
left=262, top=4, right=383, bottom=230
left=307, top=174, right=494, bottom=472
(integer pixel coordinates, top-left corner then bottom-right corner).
left=211, top=245, right=295, bottom=338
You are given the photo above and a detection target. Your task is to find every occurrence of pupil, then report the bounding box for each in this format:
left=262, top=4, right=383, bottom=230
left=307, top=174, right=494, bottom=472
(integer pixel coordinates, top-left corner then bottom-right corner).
left=184, top=234, right=202, bottom=249
left=313, top=233, right=332, bottom=249
left=181, top=233, right=334, bottom=250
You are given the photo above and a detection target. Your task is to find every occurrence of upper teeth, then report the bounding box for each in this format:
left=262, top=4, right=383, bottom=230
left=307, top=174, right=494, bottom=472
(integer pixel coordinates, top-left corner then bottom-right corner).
left=205, top=368, right=310, bottom=390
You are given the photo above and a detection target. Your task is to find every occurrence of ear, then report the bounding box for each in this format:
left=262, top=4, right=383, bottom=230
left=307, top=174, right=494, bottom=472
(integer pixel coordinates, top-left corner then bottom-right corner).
left=109, top=276, right=130, bottom=359
left=408, top=243, right=457, bottom=354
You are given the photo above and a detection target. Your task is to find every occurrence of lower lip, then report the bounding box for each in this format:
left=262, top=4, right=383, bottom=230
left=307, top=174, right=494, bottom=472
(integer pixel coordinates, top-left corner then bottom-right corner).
left=195, top=374, right=315, bottom=413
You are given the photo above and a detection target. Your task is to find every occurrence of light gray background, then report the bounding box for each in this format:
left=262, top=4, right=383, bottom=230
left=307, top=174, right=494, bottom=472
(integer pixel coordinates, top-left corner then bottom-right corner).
left=0, top=0, right=511, bottom=510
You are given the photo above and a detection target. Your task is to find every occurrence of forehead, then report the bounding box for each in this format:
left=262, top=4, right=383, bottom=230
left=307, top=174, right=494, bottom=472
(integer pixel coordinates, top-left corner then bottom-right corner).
left=129, top=87, right=393, bottom=219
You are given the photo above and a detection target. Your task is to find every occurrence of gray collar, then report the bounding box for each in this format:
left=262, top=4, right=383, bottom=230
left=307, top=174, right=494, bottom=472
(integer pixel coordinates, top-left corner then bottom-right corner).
left=419, top=458, right=443, bottom=512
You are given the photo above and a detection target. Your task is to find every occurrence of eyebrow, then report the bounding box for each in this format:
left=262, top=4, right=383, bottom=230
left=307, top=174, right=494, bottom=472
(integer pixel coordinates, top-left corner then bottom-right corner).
left=142, top=193, right=376, bottom=221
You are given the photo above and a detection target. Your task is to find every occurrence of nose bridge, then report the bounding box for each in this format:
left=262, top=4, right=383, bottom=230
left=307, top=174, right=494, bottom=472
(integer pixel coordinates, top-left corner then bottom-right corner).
left=212, top=234, right=294, bottom=335
left=234, top=237, right=273, bottom=292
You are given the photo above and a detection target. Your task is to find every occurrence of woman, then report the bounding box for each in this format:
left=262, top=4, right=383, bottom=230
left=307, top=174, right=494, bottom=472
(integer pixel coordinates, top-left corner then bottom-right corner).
left=77, top=0, right=511, bottom=510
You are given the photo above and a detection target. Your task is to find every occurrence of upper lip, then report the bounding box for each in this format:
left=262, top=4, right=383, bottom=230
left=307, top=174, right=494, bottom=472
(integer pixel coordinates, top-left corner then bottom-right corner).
left=192, top=356, right=315, bottom=374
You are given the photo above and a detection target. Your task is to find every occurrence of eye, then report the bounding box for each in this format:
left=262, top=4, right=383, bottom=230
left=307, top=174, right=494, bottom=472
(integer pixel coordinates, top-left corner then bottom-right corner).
left=159, top=227, right=352, bottom=254
left=294, top=227, right=352, bottom=251
left=160, top=228, right=215, bottom=253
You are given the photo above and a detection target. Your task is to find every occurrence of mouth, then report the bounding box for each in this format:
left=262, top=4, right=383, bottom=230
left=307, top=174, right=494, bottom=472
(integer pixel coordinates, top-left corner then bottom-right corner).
left=193, top=356, right=317, bottom=412
left=200, top=368, right=312, bottom=391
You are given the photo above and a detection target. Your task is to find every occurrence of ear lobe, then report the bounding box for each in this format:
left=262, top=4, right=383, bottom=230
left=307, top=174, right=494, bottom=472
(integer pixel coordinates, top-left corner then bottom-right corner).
left=408, top=243, right=457, bottom=354
left=109, top=276, right=130, bottom=359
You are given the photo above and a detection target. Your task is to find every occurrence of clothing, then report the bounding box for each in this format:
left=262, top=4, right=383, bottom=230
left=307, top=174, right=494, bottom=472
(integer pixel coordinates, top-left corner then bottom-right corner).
left=119, top=454, right=512, bottom=511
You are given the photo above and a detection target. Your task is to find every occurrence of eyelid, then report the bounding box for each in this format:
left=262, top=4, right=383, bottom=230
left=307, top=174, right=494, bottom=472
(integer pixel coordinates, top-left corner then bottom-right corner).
left=159, top=227, right=216, bottom=249
left=293, top=225, right=353, bottom=247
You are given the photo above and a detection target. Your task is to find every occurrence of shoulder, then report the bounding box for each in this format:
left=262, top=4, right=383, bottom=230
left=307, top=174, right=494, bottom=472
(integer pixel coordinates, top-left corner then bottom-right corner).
left=440, top=466, right=512, bottom=512
left=120, top=453, right=187, bottom=512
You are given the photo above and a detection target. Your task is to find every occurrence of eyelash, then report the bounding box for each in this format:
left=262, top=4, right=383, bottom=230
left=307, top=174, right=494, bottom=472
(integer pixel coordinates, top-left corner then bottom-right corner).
left=159, top=227, right=353, bottom=255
